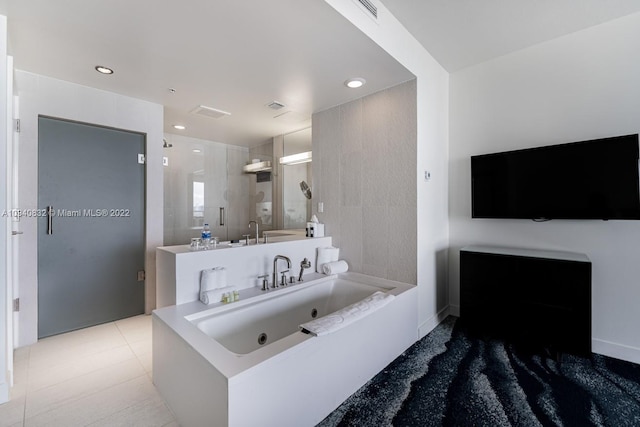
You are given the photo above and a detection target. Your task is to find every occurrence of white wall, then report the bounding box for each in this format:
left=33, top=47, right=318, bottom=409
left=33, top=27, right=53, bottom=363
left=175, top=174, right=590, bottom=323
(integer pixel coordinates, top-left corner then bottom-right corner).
left=449, top=12, right=640, bottom=363
left=323, top=0, right=450, bottom=336
left=0, top=14, right=9, bottom=404
left=15, top=71, right=163, bottom=345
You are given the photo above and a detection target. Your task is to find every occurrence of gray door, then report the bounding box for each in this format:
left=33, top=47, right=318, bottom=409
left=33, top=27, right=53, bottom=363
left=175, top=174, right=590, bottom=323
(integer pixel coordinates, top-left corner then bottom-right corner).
left=38, top=116, right=145, bottom=338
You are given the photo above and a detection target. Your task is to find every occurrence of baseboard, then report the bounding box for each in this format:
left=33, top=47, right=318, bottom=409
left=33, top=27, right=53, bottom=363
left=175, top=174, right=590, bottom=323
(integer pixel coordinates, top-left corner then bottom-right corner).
left=449, top=304, right=460, bottom=317
left=418, top=305, right=455, bottom=339
left=592, top=338, right=640, bottom=365
left=0, top=381, right=8, bottom=404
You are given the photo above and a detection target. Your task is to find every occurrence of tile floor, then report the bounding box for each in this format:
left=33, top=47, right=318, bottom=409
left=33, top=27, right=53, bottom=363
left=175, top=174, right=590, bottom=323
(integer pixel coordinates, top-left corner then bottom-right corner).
left=0, top=315, right=178, bottom=427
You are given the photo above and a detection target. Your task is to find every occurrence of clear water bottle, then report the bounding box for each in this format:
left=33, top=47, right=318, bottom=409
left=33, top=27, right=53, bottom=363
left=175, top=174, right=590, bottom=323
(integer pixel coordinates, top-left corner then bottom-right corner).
left=201, top=223, right=211, bottom=249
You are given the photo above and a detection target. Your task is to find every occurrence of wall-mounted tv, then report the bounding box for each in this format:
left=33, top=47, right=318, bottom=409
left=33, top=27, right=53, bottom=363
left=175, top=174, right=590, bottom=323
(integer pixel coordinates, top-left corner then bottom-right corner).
left=471, top=134, right=640, bottom=220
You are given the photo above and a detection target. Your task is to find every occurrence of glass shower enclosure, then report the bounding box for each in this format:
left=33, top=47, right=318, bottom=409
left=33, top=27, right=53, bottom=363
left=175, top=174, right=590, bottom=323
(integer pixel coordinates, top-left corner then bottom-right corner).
left=163, top=134, right=250, bottom=245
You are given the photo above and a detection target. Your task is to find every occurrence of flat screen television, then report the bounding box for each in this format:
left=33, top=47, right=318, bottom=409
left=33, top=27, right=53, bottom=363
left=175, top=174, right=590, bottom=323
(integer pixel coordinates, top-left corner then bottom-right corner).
left=471, top=134, right=640, bottom=220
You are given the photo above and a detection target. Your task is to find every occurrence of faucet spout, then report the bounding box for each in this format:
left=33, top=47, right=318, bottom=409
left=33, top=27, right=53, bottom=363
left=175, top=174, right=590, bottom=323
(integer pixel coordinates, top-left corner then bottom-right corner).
left=272, top=255, right=291, bottom=288
left=248, top=220, right=259, bottom=244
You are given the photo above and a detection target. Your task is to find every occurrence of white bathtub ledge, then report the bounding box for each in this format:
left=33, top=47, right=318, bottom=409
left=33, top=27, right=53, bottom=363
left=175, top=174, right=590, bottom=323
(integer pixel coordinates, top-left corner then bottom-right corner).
left=336, top=271, right=416, bottom=295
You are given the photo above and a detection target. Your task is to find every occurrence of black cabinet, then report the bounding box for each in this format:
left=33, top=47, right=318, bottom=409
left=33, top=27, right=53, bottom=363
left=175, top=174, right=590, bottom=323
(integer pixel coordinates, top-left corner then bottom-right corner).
left=460, top=246, right=591, bottom=356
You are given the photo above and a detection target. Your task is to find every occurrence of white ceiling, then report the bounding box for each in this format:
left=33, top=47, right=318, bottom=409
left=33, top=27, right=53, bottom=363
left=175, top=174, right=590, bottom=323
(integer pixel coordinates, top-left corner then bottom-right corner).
left=1, top=0, right=413, bottom=147
left=381, top=0, right=640, bottom=72
left=4, top=1, right=640, bottom=147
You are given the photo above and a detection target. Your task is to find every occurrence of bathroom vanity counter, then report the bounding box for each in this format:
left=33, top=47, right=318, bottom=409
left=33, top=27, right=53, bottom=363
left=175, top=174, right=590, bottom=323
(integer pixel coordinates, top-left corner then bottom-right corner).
left=262, top=228, right=306, bottom=242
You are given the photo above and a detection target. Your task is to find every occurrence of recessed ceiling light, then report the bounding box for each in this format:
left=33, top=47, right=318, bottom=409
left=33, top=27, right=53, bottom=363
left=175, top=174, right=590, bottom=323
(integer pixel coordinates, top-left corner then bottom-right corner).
left=192, top=149, right=202, bottom=153
left=95, top=65, right=114, bottom=75
left=345, top=77, right=366, bottom=88
left=173, top=124, right=186, bottom=130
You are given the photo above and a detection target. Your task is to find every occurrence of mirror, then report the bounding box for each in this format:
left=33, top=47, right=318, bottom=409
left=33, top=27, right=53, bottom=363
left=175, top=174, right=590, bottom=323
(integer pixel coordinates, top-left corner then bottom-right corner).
left=163, top=129, right=314, bottom=245
left=281, top=128, right=312, bottom=230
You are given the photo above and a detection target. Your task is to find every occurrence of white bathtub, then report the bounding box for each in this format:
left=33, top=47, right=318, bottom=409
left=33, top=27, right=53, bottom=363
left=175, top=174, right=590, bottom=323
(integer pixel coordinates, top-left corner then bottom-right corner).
left=153, top=272, right=417, bottom=427
left=193, top=277, right=384, bottom=355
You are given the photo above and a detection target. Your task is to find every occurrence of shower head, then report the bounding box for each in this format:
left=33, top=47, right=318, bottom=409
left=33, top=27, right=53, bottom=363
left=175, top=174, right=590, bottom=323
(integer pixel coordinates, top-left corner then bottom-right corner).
left=163, top=138, right=173, bottom=148
left=300, top=181, right=312, bottom=199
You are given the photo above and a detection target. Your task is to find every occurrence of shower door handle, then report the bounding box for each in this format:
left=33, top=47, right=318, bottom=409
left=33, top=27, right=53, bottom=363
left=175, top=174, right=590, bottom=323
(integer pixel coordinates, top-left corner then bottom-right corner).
left=47, top=206, right=54, bottom=235
left=219, top=207, right=225, bottom=226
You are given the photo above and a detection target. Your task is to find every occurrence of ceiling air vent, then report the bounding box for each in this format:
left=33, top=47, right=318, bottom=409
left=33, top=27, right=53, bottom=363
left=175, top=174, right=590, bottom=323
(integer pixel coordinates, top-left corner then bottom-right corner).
left=191, top=105, right=231, bottom=119
left=356, top=0, right=377, bottom=19
left=267, top=101, right=286, bottom=110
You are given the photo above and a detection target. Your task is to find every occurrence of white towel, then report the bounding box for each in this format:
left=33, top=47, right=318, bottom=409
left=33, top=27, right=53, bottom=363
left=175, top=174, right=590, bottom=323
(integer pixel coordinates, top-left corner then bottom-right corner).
left=316, top=246, right=339, bottom=273
left=200, top=267, right=228, bottom=303
left=200, top=267, right=227, bottom=291
left=200, top=286, right=237, bottom=305
left=299, top=291, right=395, bottom=336
left=322, top=260, right=349, bottom=275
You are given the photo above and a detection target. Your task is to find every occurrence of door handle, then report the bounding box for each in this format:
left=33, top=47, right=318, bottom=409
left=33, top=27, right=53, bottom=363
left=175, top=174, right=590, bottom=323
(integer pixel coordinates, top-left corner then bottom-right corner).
left=12, top=231, right=23, bottom=235
left=219, top=207, right=225, bottom=226
left=47, top=206, right=54, bottom=235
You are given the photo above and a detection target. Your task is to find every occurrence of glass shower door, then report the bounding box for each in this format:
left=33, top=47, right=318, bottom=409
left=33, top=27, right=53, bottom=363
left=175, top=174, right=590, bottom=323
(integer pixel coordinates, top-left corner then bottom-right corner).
left=202, top=144, right=228, bottom=242
left=163, top=138, right=228, bottom=244
left=163, top=136, right=251, bottom=245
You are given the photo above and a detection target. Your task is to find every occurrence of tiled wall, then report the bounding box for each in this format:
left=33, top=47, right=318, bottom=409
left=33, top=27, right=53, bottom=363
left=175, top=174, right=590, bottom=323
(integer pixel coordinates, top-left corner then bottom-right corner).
left=312, top=79, right=417, bottom=284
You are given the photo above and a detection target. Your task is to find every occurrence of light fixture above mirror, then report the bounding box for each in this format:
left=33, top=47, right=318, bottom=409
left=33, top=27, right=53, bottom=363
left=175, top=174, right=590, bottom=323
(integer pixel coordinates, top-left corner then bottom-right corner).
left=279, top=151, right=312, bottom=165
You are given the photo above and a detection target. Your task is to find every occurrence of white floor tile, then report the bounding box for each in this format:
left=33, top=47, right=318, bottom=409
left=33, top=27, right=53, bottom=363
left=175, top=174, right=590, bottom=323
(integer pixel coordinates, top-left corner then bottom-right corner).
left=29, top=328, right=128, bottom=371
left=24, top=376, right=163, bottom=427
left=0, top=394, right=25, bottom=427
left=25, top=358, right=147, bottom=418
left=85, top=396, right=175, bottom=427
left=27, top=345, right=137, bottom=392
left=115, top=315, right=152, bottom=344
left=128, top=338, right=152, bottom=358
left=14, top=346, right=30, bottom=362
left=7, top=316, right=176, bottom=427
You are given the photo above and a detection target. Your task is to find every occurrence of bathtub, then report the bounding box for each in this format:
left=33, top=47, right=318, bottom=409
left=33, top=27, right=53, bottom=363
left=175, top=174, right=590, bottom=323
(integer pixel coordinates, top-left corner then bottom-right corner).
left=153, top=272, right=417, bottom=427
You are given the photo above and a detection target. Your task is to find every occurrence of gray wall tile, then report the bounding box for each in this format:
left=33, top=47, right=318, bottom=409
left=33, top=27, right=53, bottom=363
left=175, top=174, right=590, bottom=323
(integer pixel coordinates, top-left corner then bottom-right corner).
left=312, top=79, right=417, bottom=283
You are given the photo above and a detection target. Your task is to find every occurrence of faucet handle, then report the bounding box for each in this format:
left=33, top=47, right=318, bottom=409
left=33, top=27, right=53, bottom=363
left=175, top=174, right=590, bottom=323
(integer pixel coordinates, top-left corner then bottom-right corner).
left=242, top=234, right=251, bottom=245
left=258, top=274, right=269, bottom=291
left=280, top=270, right=289, bottom=287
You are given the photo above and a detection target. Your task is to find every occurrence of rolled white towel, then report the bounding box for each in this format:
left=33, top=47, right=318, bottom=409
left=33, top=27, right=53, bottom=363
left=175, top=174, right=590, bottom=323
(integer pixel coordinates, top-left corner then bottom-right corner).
left=322, top=260, right=349, bottom=275
left=200, top=286, right=237, bottom=305
left=200, top=267, right=228, bottom=293
left=300, top=291, right=394, bottom=336
left=316, top=246, right=340, bottom=273
left=216, top=267, right=227, bottom=288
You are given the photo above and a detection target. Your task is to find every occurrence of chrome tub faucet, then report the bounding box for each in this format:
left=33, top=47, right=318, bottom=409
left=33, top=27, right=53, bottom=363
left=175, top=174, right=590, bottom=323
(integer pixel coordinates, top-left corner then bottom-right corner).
left=272, top=255, right=291, bottom=288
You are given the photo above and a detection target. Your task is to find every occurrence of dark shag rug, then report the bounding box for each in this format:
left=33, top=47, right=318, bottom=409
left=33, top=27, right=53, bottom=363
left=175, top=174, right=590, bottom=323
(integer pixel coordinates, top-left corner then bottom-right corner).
left=318, top=316, right=640, bottom=427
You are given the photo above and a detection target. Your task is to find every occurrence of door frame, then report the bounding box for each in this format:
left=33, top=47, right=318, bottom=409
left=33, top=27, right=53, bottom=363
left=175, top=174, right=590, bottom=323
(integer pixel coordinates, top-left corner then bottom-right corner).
left=1, top=24, right=11, bottom=403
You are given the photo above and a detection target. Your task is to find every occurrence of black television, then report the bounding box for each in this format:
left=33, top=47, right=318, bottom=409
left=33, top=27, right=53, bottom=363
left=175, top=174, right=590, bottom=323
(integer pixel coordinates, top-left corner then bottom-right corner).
left=471, top=134, right=640, bottom=220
